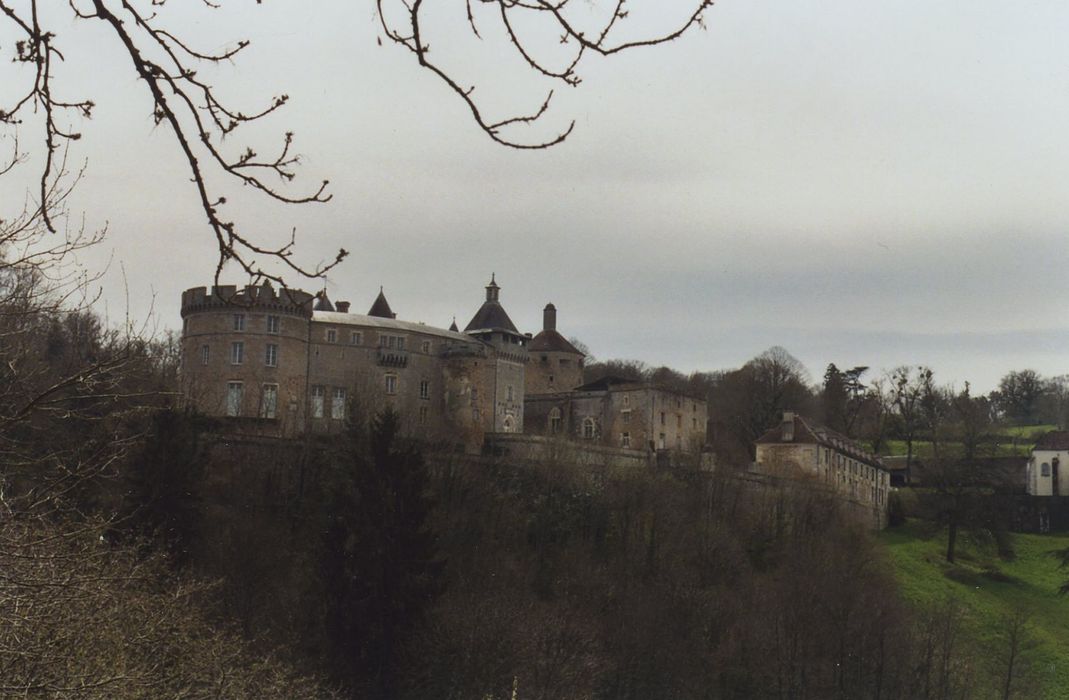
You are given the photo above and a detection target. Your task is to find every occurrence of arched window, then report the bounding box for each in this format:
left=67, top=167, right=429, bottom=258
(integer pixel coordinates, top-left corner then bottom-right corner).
left=549, top=407, right=562, bottom=434
left=1042, top=463, right=1051, bottom=477
left=583, top=417, right=596, bottom=439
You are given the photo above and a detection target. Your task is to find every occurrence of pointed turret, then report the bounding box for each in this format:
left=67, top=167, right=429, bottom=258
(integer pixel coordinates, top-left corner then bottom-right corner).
left=313, top=290, right=334, bottom=312
left=464, top=274, right=519, bottom=334
left=368, top=286, right=396, bottom=319
left=448, top=316, right=458, bottom=332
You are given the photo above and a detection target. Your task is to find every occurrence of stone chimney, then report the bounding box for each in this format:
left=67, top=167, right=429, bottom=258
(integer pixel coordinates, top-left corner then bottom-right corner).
left=781, top=411, right=795, bottom=442
left=336, top=301, right=350, bottom=313
left=543, top=303, right=557, bottom=332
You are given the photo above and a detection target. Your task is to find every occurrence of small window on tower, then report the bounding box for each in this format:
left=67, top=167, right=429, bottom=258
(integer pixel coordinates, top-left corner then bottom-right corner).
left=326, top=328, right=337, bottom=343
left=266, top=315, right=280, bottom=334
left=233, top=314, right=245, bottom=331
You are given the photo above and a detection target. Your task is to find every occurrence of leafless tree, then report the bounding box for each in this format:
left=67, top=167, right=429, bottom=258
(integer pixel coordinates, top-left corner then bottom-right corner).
left=3, top=1, right=712, bottom=286
left=378, top=0, right=712, bottom=149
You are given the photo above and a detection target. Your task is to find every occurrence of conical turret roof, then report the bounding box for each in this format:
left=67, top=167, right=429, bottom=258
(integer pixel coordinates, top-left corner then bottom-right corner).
left=368, top=287, right=395, bottom=319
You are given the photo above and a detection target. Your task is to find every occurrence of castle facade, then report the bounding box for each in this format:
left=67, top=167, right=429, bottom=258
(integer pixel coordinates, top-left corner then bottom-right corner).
left=179, top=276, right=709, bottom=457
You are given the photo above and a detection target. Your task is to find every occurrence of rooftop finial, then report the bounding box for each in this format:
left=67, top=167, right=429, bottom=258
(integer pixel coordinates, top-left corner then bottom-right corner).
left=485, top=274, right=500, bottom=302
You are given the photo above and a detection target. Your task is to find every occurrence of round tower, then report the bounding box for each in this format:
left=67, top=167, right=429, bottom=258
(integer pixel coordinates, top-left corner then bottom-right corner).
left=526, top=302, right=585, bottom=394
left=180, top=282, right=313, bottom=435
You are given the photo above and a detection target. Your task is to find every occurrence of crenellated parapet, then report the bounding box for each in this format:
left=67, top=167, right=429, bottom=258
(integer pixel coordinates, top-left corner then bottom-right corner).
left=181, top=282, right=314, bottom=320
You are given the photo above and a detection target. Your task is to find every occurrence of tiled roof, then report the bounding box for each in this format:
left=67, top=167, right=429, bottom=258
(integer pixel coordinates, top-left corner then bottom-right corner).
left=756, top=414, right=885, bottom=470
left=367, top=289, right=395, bottom=319
left=464, top=301, right=519, bottom=334
left=1034, top=431, right=1069, bottom=451
left=312, top=311, right=475, bottom=343
left=528, top=329, right=583, bottom=354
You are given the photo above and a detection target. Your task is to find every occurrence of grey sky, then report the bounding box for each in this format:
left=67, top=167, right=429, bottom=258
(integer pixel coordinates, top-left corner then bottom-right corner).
left=3, top=1, right=1067, bottom=392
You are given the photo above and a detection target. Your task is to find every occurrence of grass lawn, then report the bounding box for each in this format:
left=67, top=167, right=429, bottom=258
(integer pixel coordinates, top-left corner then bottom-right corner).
left=881, top=439, right=1034, bottom=459
left=882, top=520, right=1069, bottom=698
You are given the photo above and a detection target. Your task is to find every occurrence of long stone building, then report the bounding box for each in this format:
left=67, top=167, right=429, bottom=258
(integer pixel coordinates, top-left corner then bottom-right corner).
left=179, top=276, right=709, bottom=458
left=754, top=412, right=891, bottom=527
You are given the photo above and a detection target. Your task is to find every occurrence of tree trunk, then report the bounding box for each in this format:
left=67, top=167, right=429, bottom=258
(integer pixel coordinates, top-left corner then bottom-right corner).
left=946, top=520, right=958, bottom=563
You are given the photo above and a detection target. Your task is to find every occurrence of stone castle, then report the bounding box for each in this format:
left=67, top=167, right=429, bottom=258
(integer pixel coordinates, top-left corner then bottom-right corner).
left=179, top=276, right=709, bottom=458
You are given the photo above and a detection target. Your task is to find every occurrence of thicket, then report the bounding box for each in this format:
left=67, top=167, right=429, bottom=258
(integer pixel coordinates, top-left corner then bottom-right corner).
left=158, top=417, right=1039, bottom=699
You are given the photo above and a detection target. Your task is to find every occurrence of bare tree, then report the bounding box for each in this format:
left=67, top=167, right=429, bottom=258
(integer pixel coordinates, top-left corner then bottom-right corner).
left=889, top=366, right=932, bottom=474
left=3, top=1, right=712, bottom=286
left=378, top=0, right=712, bottom=149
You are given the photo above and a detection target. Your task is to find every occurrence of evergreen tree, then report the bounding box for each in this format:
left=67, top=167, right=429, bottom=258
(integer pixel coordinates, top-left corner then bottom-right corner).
left=322, top=408, right=444, bottom=698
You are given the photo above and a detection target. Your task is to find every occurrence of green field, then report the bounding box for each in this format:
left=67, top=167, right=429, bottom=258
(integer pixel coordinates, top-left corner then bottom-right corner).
left=882, top=521, right=1069, bottom=698
left=880, top=426, right=1057, bottom=460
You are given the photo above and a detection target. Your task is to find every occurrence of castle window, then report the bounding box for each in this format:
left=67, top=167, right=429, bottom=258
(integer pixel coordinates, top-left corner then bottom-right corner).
left=350, top=331, right=362, bottom=345
left=540, top=355, right=548, bottom=363
left=623, top=394, right=630, bottom=407
left=265, top=343, right=278, bottom=367
left=385, top=374, right=398, bottom=395
left=311, top=386, right=325, bottom=418
left=419, top=405, right=428, bottom=425
left=549, top=408, right=562, bottom=434
left=201, top=344, right=209, bottom=365
left=332, top=388, right=346, bottom=420
left=397, top=337, right=406, bottom=350
left=421, top=340, right=431, bottom=354
left=420, top=380, right=430, bottom=400
left=260, top=384, right=278, bottom=419
left=267, top=315, right=280, bottom=334
left=503, top=416, right=515, bottom=433
left=226, top=382, right=243, bottom=417
left=658, top=433, right=666, bottom=449
left=233, top=314, right=245, bottom=331
left=230, top=341, right=244, bottom=365
left=583, top=417, right=596, bottom=439
left=548, top=375, right=555, bottom=385
left=326, top=328, right=337, bottom=343
left=621, top=432, right=631, bottom=448
left=660, top=412, right=666, bottom=426
left=622, top=409, right=631, bottom=424
left=1042, top=463, right=1051, bottom=477
left=677, top=415, right=682, bottom=429
left=507, top=385, right=514, bottom=402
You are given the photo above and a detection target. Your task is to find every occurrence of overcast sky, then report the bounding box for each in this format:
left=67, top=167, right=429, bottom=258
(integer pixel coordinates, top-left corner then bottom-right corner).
left=3, top=1, right=1068, bottom=392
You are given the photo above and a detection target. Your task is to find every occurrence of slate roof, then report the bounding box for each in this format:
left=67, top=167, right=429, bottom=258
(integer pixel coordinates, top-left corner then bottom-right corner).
left=367, top=288, right=395, bottom=318
left=1034, top=431, right=1069, bottom=451
left=755, top=414, right=885, bottom=470
left=529, top=329, right=583, bottom=354
left=312, top=311, right=474, bottom=343
left=464, top=300, right=519, bottom=334
left=313, top=291, right=334, bottom=312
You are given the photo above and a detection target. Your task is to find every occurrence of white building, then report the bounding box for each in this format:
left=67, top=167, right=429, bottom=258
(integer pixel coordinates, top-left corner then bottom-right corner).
left=1025, top=431, right=1069, bottom=496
